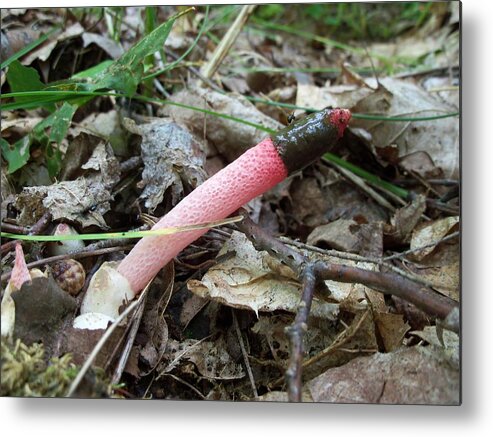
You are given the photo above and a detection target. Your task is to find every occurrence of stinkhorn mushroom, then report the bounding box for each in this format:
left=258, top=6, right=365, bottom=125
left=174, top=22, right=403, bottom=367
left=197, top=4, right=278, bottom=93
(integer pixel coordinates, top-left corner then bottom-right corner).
left=1, top=243, right=44, bottom=338
left=76, top=108, right=351, bottom=328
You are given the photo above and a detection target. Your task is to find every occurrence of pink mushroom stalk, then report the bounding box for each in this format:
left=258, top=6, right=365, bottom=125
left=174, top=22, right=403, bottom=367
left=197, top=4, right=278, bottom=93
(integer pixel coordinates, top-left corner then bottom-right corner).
left=117, top=108, right=351, bottom=294
left=2, top=243, right=39, bottom=338
left=10, top=243, right=31, bottom=290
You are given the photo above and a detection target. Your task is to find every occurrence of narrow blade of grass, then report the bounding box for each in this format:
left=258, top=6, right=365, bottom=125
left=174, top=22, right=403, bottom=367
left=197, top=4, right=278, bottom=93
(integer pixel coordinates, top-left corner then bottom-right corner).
left=0, top=215, right=243, bottom=242
left=143, top=6, right=210, bottom=81
left=0, top=27, right=59, bottom=70
left=323, top=152, right=410, bottom=199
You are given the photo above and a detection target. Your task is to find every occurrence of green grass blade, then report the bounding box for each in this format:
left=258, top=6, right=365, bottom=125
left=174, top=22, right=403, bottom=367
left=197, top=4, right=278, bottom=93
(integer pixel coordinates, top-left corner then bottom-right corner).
left=143, top=5, right=210, bottom=81
left=323, top=152, right=410, bottom=199
left=1, top=90, right=459, bottom=124
left=0, top=215, right=243, bottom=242
left=0, top=27, right=59, bottom=70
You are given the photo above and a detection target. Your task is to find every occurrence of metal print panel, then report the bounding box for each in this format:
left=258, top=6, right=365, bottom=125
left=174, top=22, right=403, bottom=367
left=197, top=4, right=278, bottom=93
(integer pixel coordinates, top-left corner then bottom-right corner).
left=1, top=2, right=460, bottom=404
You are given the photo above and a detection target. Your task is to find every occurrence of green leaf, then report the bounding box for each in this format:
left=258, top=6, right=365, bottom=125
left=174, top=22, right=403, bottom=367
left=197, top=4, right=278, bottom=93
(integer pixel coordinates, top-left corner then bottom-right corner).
left=36, top=102, right=77, bottom=177
left=91, top=8, right=191, bottom=95
left=6, top=60, right=54, bottom=111
left=45, top=144, right=63, bottom=177
left=1, top=136, right=32, bottom=174
left=2, top=103, right=76, bottom=175
left=48, top=102, right=77, bottom=144
left=6, top=60, right=44, bottom=93
left=71, top=60, right=114, bottom=79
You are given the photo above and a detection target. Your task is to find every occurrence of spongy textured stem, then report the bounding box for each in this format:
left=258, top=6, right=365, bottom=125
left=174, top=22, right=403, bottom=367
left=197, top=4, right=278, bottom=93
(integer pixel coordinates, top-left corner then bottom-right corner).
left=11, top=243, right=31, bottom=290
left=117, top=138, right=288, bottom=293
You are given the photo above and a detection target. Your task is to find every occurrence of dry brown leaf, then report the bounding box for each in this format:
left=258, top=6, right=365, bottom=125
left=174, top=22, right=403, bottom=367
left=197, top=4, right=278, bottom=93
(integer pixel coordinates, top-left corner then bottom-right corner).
left=82, top=32, right=124, bottom=59
left=59, top=133, right=102, bottom=181
left=252, top=314, right=337, bottom=369
left=289, top=177, right=331, bottom=228
left=178, top=294, right=210, bottom=332
left=163, top=85, right=283, bottom=162
left=405, top=239, right=460, bottom=301
left=188, top=232, right=339, bottom=320
left=386, top=194, right=427, bottom=244
left=307, top=219, right=361, bottom=253
left=374, top=312, right=410, bottom=352
left=410, top=325, right=459, bottom=368
left=295, top=83, right=372, bottom=112
left=410, top=216, right=459, bottom=260
left=302, top=309, right=378, bottom=381
left=138, top=263, right=174, bottom=372
left=1, top=115, right=44, bottom=137
left=15, top=143, right=120, bottom=228
left=124, top=118, right=206, bottom=211
left=399, top=150, right=444, bottom=179
left=74, top=110, right=128, bottom=156
left=307, top=345, right=459, bottom=404
left=23, top=22, right=84, bottom=65
left=160, top=337, right=244, bottom=380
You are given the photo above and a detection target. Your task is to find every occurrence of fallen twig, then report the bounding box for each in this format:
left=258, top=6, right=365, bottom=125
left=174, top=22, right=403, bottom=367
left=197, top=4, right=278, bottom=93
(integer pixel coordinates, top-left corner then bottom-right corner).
left=232, top=309, right=258, bottom=399
left=1, top=211, right=52, bottom=254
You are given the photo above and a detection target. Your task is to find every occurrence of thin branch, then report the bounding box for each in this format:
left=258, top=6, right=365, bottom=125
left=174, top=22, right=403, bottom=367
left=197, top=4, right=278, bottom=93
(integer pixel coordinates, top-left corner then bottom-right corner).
left=200, top=4, right=256, bottom=79
left=110, top=296, right=147, bottom=386
left=232, top=309, right=258, bottom=399
left=285, top=263, right=317, bottom=402
left=0, top=222, right=29, bottom=234
left=311, top=260, right=457, bottom=320
left=383, top=231, right=459, bottom=261
left=1, top=211, right=52, bottom=254
left=277, top=236, right=450, bottom=291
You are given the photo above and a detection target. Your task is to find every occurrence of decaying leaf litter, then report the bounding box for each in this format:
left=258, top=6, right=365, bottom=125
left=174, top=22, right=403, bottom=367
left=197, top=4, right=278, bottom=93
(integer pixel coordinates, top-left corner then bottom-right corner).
left=1, top=4, right=459, bottom=403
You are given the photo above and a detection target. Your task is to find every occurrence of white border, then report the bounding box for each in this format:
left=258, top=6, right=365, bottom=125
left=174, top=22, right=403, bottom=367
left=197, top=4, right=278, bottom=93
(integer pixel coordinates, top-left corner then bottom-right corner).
left=2, top=0, right=493, bottom=435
